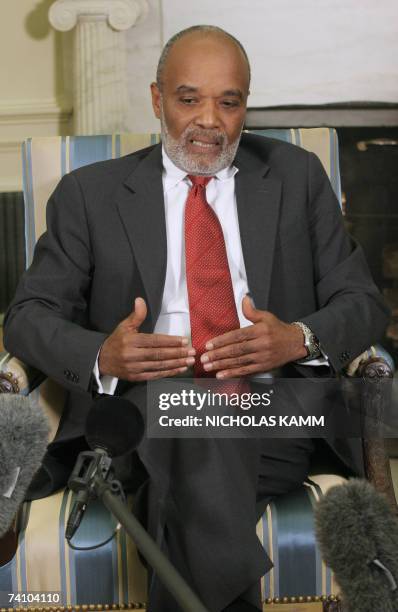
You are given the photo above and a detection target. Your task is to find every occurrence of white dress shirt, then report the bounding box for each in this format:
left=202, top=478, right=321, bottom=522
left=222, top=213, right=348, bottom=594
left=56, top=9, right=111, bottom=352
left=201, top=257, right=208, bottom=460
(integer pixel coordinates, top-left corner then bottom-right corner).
left=94, top=148, right=326, bottom=393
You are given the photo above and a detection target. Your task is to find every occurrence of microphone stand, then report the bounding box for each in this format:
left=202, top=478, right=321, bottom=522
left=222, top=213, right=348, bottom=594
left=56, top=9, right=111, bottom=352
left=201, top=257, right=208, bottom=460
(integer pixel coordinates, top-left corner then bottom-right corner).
left=67, top=451, right=209, bottom=612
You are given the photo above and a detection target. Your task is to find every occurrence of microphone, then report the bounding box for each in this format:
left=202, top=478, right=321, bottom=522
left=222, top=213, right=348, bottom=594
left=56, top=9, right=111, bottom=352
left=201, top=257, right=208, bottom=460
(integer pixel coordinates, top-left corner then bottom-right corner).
left=85, top=395, right=144, bottom=456
left=315, top=478, right=398, bottom=612
left=0, top=394, right=49, bottom=537
left=65, top=396, right=144, bottom=541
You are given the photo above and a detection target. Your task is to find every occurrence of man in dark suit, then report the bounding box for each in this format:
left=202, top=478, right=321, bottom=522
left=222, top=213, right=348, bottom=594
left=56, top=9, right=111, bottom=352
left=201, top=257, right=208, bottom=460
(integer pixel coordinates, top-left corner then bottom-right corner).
left=4, top=25, right=389, bottom=612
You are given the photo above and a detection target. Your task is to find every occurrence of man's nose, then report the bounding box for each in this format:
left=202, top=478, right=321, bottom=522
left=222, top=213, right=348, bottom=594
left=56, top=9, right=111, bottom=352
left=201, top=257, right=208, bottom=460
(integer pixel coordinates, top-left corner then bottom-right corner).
left=194, top=100, right=220, bottom=129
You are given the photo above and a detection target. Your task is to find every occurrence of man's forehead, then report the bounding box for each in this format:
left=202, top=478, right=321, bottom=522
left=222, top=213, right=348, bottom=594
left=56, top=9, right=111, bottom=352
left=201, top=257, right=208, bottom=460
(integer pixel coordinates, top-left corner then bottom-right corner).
left=162, top=33, right=249, bottom=83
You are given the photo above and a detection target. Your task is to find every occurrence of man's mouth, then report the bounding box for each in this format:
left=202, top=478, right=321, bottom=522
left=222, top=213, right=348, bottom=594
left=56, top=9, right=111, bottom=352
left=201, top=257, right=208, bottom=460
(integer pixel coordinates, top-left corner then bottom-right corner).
left=189, top=138, right=221, bottom=149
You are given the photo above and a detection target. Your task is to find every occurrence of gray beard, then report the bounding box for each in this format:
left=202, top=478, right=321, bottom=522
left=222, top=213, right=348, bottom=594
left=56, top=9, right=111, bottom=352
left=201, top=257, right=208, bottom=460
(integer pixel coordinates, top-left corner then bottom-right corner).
left=160, top=111, right=242, bottom=176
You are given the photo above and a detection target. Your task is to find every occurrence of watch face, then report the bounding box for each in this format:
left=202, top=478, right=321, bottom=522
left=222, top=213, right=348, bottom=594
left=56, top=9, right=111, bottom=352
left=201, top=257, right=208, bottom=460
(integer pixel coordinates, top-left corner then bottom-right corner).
left=311, top=341, right=321, bottom=358
left=305, top=332, right=317, bottom=356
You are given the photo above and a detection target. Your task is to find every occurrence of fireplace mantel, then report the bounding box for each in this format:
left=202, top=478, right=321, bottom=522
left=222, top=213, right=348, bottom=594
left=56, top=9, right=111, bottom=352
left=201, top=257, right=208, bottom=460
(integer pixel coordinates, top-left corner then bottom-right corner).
left=246, top=103, right=398, bottom=128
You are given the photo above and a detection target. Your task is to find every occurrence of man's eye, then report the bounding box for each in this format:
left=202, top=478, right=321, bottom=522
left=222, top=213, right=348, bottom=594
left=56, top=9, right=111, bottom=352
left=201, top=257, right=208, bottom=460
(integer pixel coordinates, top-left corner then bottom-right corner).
left=180, top=98, right=197, bottom=104
left=221, top=100, right=239, bottom=108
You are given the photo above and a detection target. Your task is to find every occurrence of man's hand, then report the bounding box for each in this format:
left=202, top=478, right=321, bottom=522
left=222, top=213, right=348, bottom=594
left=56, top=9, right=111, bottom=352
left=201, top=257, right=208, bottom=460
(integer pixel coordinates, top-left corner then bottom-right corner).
left=200, top=296, right=307, bottom=378
left=98, top=297, right=196, bottom=381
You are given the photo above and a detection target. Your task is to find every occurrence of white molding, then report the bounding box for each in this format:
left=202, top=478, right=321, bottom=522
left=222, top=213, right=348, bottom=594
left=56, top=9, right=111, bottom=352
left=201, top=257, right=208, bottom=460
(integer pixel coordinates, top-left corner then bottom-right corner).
left=0, top=98, right=72, bottom=126
left=0, top=139, right=22, bottom=152
left=49, top=0, right=148, bottom=32
left=0, top=178, right=22, bottom=193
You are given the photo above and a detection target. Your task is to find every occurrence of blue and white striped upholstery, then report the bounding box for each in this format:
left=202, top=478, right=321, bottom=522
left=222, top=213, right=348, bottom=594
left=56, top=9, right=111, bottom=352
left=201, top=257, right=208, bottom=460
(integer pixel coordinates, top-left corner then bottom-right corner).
left=22, top=134, right=161, bottom=266
left=249, top=128, right=342, bottom=205
left=0, top=476, right=344, bottom=608
left=0, top=490, right=146, bottom=608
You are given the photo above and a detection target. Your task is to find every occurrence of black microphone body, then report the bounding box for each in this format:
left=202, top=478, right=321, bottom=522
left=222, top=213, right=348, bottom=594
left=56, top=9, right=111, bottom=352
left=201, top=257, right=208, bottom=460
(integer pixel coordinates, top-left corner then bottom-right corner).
left=85, top=395, right=145, bottom=457
left=65, top=489, right=88, bottom=540
left=315, top=478, right=398, bottom=612
left=65, top=448, right=112, bottom=540
left=0, top=394, right=49, bottom=537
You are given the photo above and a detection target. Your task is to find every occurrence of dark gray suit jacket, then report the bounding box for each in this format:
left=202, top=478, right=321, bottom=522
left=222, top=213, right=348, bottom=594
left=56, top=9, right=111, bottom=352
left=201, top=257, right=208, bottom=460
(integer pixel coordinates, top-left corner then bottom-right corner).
left=4, top=132, right=389, bottom=487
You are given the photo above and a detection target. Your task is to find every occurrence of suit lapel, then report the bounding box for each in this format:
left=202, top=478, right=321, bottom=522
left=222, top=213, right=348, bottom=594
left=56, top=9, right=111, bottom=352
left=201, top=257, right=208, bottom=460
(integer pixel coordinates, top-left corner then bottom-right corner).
left=115, top=140, right=281, bottom=325
left=234, top=145, right=282, bottom=310
left=116, top=144, right=166, bottom=327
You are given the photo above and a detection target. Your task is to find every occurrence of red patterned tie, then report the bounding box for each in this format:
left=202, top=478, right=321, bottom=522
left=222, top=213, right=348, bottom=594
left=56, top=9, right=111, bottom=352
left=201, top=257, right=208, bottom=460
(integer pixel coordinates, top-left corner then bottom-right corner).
left=185, top=175, right=240, bottom=377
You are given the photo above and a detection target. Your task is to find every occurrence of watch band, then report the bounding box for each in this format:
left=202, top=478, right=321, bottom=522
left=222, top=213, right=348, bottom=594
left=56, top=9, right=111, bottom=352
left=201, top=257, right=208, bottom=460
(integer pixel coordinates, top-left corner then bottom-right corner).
left=291, top=321, right=321, bottom=362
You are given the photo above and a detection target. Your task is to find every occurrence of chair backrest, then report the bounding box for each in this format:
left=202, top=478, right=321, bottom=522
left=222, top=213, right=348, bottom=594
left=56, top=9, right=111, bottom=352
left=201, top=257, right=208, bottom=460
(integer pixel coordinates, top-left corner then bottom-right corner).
left=22, top=128, right=341, bottom=267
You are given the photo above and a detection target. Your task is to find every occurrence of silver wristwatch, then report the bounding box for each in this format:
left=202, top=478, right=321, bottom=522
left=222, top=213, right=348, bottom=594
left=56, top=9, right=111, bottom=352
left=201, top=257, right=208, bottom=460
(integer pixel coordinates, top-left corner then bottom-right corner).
left=291, top=321, right=321, bottom=362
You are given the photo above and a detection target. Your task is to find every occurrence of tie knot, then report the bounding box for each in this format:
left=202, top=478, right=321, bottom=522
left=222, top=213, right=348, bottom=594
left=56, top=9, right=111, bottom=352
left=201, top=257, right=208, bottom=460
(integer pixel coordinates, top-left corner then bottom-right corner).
left=188, top=175, right=213, bottom=188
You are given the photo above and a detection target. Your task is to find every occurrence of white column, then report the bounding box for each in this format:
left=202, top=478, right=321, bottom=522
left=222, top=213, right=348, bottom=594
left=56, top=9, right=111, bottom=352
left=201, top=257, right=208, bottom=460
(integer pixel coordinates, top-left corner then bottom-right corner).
left=49, top=0, right=148, bottom=134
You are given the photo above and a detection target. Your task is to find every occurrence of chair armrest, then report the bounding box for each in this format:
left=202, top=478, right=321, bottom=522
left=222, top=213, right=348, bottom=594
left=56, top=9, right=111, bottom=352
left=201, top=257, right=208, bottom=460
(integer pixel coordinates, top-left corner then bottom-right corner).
left=348, top=348, right=397, bottom=513
left=0, top=352, right=46, bottom=394
left=0, top=352, right=66, bottom=443
left=345, top=345, right=394, bottom=377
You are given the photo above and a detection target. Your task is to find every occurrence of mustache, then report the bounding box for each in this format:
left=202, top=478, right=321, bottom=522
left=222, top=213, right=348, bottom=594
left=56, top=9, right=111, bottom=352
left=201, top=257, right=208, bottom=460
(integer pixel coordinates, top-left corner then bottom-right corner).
left=182, top=128, right=227, bottom=146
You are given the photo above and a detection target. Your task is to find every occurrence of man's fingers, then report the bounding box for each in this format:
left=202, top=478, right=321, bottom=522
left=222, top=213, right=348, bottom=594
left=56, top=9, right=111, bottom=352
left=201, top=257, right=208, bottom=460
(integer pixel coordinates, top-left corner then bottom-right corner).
left=202, top=338, right=259, bottom=365
left=135, top=333, right=191, bottom=348
left=123, top=297, right=148, bottom=330
left=242, top=296, right=275, bottom=324
left=205, top=325, right=258, bottom=351
left=241, top=295, right=265, bottom=323
left=202, top=352, right=258, bottom=373
left=130, top=343, right=195, bottom=361
left=118, top=344, right=195, bottom=367
left=129, top=357, right=195, bottom=372
left=215, top=364, right=264, bottom=379
left=132, top=366, right=189, bottom=381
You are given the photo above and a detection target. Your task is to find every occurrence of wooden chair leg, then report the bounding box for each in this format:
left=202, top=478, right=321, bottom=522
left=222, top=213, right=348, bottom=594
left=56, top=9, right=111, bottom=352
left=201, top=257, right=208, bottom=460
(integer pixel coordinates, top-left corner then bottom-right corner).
left=323, top=602, right=341, bottom=611
left=358, top=356, right=397, bottom=515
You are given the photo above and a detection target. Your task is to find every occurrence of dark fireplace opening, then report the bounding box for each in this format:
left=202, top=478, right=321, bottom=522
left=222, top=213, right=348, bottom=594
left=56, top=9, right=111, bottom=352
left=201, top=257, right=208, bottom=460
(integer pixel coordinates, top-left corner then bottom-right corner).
left=338, top=127, right=398, bottom=365
left=0, top=192, right=25, bottom=318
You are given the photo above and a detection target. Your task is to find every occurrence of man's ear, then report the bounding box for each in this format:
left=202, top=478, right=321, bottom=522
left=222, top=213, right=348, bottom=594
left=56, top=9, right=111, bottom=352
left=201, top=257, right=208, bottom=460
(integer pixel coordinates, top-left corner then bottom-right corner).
left=150, top=82, right=161, bottom=119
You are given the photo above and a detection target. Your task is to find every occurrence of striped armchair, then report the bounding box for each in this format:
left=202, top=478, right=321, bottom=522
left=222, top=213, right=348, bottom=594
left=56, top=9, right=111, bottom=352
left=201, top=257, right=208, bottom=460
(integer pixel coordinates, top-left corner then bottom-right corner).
left=0, top=130, right=395, bottom=612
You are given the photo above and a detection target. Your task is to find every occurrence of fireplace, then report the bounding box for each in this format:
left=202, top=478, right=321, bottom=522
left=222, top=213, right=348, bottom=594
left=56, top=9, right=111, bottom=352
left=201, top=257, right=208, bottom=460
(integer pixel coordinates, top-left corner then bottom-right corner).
left=338, top=126, right=398, bottom=365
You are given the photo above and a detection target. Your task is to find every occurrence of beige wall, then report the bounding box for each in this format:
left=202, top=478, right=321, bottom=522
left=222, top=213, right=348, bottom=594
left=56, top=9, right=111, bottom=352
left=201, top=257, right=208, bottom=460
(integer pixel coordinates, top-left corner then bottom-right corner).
left=160, top=0, right=398, bottom=107
left=0, top=0, right=72, bottom=192
left=1, top=0, right=397, bottom=191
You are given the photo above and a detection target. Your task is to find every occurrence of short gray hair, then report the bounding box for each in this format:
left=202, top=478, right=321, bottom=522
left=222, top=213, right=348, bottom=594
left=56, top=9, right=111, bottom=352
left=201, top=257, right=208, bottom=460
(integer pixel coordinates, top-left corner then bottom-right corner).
left=156, top=25, right=251, bottom=90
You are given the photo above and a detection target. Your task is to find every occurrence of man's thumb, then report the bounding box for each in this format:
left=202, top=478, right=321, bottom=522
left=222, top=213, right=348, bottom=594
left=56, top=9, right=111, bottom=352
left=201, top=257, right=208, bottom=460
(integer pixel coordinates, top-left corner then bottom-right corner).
left=124, top=297, right=147, bottom=330
left=242, top=295, right=263, bottom=323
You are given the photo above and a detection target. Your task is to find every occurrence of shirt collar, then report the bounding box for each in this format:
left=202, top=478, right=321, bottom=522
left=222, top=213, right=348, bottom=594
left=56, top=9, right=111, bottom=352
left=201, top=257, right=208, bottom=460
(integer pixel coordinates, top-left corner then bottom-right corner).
left=162, top=146, right=238, bottom=193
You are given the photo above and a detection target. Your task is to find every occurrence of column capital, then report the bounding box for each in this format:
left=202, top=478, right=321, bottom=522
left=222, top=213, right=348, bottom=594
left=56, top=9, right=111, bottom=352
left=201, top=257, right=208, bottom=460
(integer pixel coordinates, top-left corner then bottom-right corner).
left=49, top=0, right=148, bottom=32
